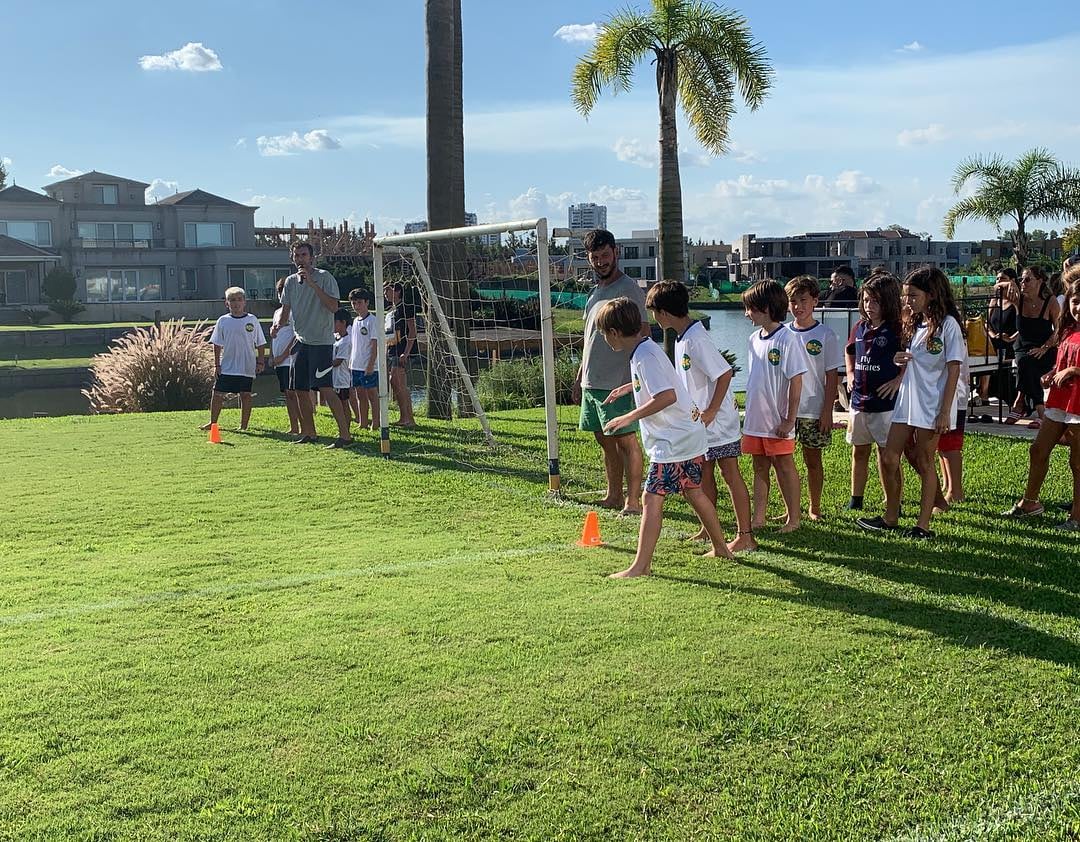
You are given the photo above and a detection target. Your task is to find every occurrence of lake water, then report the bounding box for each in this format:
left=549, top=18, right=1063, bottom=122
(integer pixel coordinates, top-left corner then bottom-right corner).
left=1, top=308, right=859, bottom=419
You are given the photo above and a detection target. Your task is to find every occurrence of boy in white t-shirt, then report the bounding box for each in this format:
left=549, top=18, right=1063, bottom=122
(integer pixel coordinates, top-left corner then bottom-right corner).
left=201, top=287, right=267, bottom=432
left=740, top=280, right=807, bottom=533
left=786, top=275, right=844, bottom=521
left=272, top=277, right=301, bottom=436
left=348, top=289, right=380, bottom=430
left=598, top=297, right=734, bottom=578
left=331, top=308, right=354, bottom=430
left=646, top=280, right=756, bottom=554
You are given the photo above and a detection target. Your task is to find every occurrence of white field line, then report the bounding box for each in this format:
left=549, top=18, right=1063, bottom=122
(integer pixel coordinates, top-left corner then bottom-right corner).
left=0, top=543, right=564, bottom=628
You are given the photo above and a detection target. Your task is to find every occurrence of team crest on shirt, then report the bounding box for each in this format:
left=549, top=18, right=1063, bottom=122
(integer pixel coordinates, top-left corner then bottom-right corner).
left=874, top=335, right=888, bottom=347
left=244, top=323, right=254, bottom=333
left=690, top=404, right=701, bottom=422
left=768, top=348, right=782, bottom=366
left=360, top=326, right=369, bottom=335
left=927, top=337, right=943, bottom=355
left=806, top=339, right=823, bottom=356
left=681, top=353, right=691, bottom=371
left=633, top=374, right=641, bottom=392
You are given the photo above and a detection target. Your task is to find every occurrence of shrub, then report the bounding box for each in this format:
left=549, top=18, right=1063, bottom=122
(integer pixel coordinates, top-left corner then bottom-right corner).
left=83, top=319, right=215, bottom=413
left=48, top=300, right=86, bottom=323
left=476, top=351, right=579, bottom=411
left=43, top=268, right=76, bottom=302
left=23, top=308, right=49, bottom=325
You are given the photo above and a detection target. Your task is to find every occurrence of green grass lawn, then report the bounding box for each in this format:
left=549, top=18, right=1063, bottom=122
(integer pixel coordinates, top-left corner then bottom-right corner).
left=0, top=345, right=108, bottom=370
left=1, top=409, right=1078, bottom=839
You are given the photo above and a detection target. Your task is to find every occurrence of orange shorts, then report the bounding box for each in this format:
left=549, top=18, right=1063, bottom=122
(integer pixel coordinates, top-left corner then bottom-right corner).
left=741, top=434, right=796, bottom=457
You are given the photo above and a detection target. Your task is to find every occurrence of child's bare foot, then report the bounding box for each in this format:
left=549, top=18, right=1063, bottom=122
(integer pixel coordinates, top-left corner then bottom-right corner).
left=807, top=511, right=822, bottom=521
left=701, top=546, right=735, bottom=560
left=727, top=533, right=758, bottom=553
left=778, top=520, right=801, bottom=534
left=288, top=429, right=300, bottom=435
left=609, top=565, right=650, bottom=579
left=750, top=519, right=766, bottom=531
left=597, top=497, right=624, bottom=511
left=199, top=422, right=213, bottom=431
left=619, top=507, right=642, bottom=517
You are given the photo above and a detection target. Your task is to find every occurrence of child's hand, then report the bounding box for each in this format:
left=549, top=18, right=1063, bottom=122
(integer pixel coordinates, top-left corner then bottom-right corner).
left=365, top=365, right=375, bottom=376
left=604, top=414, right=632, bottom=434
left=776, top=417, right=794, bottom=438
left=1041, top=371, right=1055, bottom=389
left=603, top=384, right=632, bottom=403
left=700, top=407, right=718, bottom=427
left=894, top=351, right=913, bottom=366
left=817, top=410, right=833, bottom=435
left=255, top=359, right=265, bottom=374
left=269, top=323, right=280, bottom=339
left=877, top=376, right=902, bottom=399
left=1052, top=367, right=1079, bottom=388
left=933, top=410, right=950, bottom=435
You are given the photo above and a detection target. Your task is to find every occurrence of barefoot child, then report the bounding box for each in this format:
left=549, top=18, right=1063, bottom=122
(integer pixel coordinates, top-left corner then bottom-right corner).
left=202, top=287, right=267, bottom=432
left=786, top=275, right=844, bottom=520
left=844, top=274, right=903, bottom=510
left=741, top=280, right=807, bottom=533
left=1004, top=273, right=1080, bottom=529
left=646, top=280, right=756, bottom=553
left=858, top=267, right=964, bottom=540
left=597, top=297, right=734, bottom=578
left=272, top=277, right=301, bottom=435
left=332, top=308, right=354, bottom=428
left=348, top=289, right=380, bottom=430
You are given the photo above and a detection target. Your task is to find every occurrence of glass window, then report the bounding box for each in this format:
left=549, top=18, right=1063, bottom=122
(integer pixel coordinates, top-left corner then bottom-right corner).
left=0, top=220, right=51, bottom=246
left=133, top=223, right=152, bottom=241
left=185, top=222, right=235, bottom=247
left=86, top=272, right=109, bottom=302
left=624, top=266, right=642, bottom=278
left=116, top=223, right=134, bottom=242
left=645, top=266, right=656, bottom=280
left=138, top=269, right=162, bottom=301
left=94, top=184, right=119, bottom=204
left=624, top=246, right=639, bottom=260
left=2, top=271, right=29, bottom=305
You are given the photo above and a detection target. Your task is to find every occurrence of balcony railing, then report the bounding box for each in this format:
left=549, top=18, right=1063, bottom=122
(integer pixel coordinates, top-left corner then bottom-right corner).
left=74, top=238, right=164, bottom=249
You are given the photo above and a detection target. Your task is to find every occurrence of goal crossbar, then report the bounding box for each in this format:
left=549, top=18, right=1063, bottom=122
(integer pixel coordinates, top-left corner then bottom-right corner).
left=373, top=218, right=544, bottom=247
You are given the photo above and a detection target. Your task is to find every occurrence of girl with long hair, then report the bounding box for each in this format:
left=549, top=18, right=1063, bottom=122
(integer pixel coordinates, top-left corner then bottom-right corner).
left=1010, top=265, right=1061, bottom=427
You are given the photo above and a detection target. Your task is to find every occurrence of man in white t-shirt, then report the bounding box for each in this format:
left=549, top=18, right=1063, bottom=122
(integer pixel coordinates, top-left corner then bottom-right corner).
left=741, top=280, right=808, bottom=533
left=595, top=296, right=734, bottom=579
left=646, top=280, right=756, bottom=554
left=786, top=275, right=845, bottom=521
left=201, top=287, right=267, bottom=433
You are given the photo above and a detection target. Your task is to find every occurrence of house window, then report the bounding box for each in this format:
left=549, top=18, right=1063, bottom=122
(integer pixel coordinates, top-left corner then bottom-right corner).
left=623, top=246, right=639, bottom=260
left=77, top=222, right=153, bottom=247
left=648, top=246, right=655, bottom=257
left=0, top=220, right=52, bottom=246
left=93, top=184, right=119, bottom=205
left=873, top=246, right=883, bottom=257
left=84, top=268, right=162, bottom=303
left=228, top=266, right=292, bottom=295
left=645, top=265, right=656, bottom=280
left=0, top=270, right=28, bottom=305
left=184, top=222, right=234, bottom=247
left=624, top=265, right=642, bottom=278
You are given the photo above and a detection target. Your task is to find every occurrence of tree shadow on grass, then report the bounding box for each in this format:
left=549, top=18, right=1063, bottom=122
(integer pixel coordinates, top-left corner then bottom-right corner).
left=655, top=559, right=1080, bottom=668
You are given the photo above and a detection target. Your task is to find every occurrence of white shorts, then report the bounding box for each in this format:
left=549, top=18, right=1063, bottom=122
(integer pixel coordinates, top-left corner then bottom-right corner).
left=846, top=409, right=894, bottom=447
left=1044, top=407, right=1080, bottom=425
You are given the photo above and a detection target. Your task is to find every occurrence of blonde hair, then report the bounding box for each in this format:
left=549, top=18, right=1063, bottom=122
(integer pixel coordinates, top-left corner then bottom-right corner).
left=224, top=286, right=246, bottom=300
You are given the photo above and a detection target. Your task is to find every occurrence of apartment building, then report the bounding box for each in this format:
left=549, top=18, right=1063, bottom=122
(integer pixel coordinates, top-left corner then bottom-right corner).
left=0, top=171, right=294, bottom=305
left=568, top=203, right=607, bottom=231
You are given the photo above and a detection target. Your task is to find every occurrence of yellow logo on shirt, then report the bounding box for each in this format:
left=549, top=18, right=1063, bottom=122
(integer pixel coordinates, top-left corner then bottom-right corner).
left=927, top=337, right=943, bottom=355
left=691, top=405, right=701, bottom=422
left=244, top=323, right=254, bottom=332
left=768, top=348, right=782, bottom=366
left=806, top=339, right=822, bottom=356
left=633, top=374, right=641, bottom=392
left=680, top=353, right=691, bottom=371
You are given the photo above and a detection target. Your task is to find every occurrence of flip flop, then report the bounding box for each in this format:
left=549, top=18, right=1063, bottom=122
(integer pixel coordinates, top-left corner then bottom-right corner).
left=1004, top=410, right=1022, bottom=425
left=1001, top=502, right=1044, bottom=518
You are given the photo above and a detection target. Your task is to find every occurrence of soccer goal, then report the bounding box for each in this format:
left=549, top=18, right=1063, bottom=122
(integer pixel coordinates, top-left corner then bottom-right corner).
left=372, top=217, right=604, bottom=494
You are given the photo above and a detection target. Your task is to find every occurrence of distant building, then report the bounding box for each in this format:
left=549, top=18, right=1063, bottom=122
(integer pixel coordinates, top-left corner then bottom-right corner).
left=737, top=228, right=980, bottom=282
left=0, top=170, right=290, bottom=304
left=568, top=203, right=608, bottom=231
left=404, top=220, right=429, bottom=235
left=618, top=229, right=660, bottom=286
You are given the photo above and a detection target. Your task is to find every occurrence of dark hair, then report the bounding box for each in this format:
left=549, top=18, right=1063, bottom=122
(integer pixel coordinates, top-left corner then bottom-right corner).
left=275, top=277, right=287, bottom=296
left=645, top=279, right=689, bottom=317
left=348, top=287, right=371, bottom=302
left=1059, top=266, right=1080, bottom=336
left=785, top=274, right=820, bottom=300
left=1049, top=271, right=1064, bottom=296
left=333, top=307, right=351, bottom=324
left=996, top=267, right=1017, bottom=282
left=595, top=297, right=643, bottom=337
left=869, top=264, right=888, bottom=278
left=832, top=266, right=855, bottom=281
left=741, top=280, right=788, bottom=323
left=582, top=229, right=616, bottom=253
left=291, top=241, right=314, bottom=258
left=1021, top=265, right=1051, bottom=301
left=859, top=273, right=902, bottom=331
left=903, top=267, right=963, bottom=347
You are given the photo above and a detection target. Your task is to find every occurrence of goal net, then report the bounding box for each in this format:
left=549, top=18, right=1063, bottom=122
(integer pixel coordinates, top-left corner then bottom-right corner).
left=372, top=218, right=605, bottom=495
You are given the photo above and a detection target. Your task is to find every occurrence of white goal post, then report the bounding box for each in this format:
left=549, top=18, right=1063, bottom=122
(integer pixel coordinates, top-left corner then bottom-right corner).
left=372, top=217, right=562, bottom=491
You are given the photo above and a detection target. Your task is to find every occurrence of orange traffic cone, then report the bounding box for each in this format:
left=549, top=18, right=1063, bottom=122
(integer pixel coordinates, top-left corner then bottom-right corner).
left=208, top=423, right=222, bottom=444
left=576, top=511, right=604, bottom=547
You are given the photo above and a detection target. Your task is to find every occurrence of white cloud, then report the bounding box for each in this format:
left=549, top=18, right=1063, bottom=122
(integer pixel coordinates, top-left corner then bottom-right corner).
left=614, top=137, right=654, bottom=168
left=554, top=23, right=599, bottom=44
left=46, top=165, right=82, bottom=179
left=138, top=42, right=222, bottom=72
left=247, top=194, right=301, bottom=205
left=256, top=129, right=342, bottom=156
left=508, top=187, right=576, bottom=220
left=898, top=41, right=924, bottom=53
left=834, top=170, right=881, bottom=194
left=897, top=123, right=950, bottom=146
left=731, top=143, right=765, bottom=164
left=235, top=138, right=247, bottom=149
left=145, top=178, right=179, bottom=202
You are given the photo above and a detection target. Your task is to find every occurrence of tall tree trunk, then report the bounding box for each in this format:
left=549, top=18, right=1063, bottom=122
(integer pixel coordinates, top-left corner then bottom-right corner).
left=1013, top=216, right=1029, bottom=269
left=426, top=0, right=466, bottom=419
left=656, top=49, right=683, bottom=360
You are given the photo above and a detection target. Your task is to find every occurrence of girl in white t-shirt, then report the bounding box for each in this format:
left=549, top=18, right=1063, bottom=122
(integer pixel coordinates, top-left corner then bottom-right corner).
left=647, top=280, right=756, bottom=553
left=858, top=267, right=964, bottom=540
left=596, top=297, right=735, bottom=579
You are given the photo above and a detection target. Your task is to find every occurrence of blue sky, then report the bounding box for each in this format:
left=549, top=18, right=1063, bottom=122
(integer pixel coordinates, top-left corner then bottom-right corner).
left=3, top=0, right=1079, bottom=244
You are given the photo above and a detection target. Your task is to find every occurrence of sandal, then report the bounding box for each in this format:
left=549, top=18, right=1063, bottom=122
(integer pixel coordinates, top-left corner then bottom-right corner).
left=1028, top=420, right=1042, bottom=430
left=1001, top=502, right=1045, bottom=518
left=1004, top=409, right=1023, bottom=425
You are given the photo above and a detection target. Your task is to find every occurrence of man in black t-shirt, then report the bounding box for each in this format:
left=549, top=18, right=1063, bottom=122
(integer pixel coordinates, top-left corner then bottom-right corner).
left=822, top=266, right=858, bottom=307
left=384, top=282, right=417, bottom=427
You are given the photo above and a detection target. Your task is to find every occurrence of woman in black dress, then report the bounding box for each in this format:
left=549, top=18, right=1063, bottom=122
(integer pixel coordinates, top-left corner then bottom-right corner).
left=1009, top=265, right=1061, bottom=427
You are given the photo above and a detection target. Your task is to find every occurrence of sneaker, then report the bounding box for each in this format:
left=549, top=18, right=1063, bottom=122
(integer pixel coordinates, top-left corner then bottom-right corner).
left=905, top=526, right=935, bottom=540
left=1054, top=519, right=1080, bottom=532
left=857, top=516, right=898, bottom=532
left=1001, top=502, right=1044, bottom=518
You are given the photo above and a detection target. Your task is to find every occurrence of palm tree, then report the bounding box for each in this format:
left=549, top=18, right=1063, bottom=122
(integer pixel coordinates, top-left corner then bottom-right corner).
left=943, top=149, right=1080, bottom=268
left=571, top=0, right=772, bottom=284
left=425, top=0, right=466, bottom=418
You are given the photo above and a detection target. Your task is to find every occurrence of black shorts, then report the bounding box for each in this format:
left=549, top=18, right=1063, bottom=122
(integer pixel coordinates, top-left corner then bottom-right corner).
left=275, top=365, right=293, bottom=393
left=337, top=387, right=351, bottom=402
left=290, top=343, right=334, bottom=391
left=215, top=374, right=254, bottom=394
